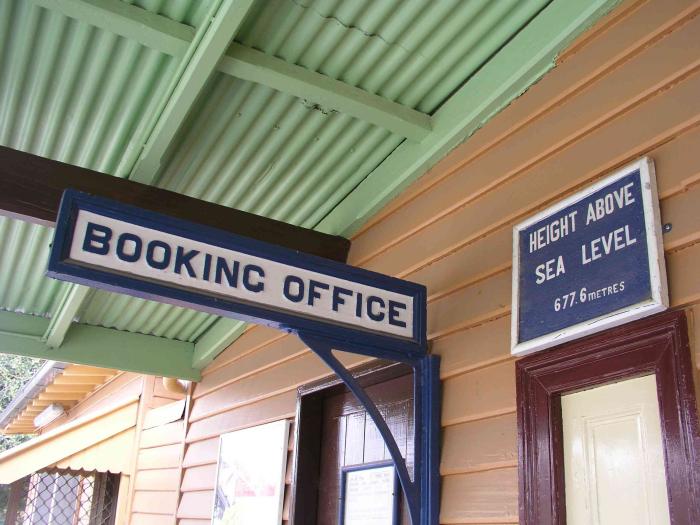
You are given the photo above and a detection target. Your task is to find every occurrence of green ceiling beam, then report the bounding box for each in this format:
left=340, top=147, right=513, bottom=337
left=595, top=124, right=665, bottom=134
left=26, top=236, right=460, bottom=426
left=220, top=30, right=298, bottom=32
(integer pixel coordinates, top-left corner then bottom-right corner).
left=220, top=44, right=432, bottom=142
left=29, top=0, right=193, bottom=56
left=31, top=0, right=431, bottom=141
left=192, top=318, right=247, bottom=369
left=0, top=311, right=199, bottom=380
left=124, top=0, right=257, bottom=184
left=42, top=284, right=92, bottom=349
left=316, top=0, right=622, bottom=236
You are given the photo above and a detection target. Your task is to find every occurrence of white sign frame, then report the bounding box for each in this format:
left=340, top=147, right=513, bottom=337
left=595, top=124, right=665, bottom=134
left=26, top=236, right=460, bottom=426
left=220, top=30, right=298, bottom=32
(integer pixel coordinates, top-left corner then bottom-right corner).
left=511, top=157, right=668, bottom=356
left=212, top=420, right=290, bottom=525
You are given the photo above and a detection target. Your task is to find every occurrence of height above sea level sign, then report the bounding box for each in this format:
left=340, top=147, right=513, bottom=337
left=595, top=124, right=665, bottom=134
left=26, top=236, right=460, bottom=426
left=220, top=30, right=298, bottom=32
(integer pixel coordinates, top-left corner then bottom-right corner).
left=511, top=158, right=668, bottom=356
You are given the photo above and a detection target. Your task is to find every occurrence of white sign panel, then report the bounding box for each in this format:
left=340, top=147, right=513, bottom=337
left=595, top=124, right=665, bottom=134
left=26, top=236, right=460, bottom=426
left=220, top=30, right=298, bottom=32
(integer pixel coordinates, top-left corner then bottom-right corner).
left=342, top=465, right=398, bottom=525
left=69, top=210, right=413, bottom=339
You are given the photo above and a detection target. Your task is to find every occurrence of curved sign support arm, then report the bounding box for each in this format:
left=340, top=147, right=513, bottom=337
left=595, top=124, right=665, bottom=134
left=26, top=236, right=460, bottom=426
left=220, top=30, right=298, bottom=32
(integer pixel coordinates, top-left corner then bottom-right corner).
left=299, top=335, right=441, bottom=525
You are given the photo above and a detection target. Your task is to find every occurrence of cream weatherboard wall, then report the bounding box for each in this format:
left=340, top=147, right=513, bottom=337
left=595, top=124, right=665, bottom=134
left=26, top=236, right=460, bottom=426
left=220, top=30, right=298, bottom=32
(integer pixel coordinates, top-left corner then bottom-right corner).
left=127, top=378, right=188, bottom=525
left=176, top=0, right=700, bottom=523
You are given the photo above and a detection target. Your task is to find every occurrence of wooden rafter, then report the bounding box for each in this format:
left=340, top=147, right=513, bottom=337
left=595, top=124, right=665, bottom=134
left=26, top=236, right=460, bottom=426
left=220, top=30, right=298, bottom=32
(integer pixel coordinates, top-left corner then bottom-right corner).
left=29, top=0, right=431, bottom=141
left=36, top=392, right=90, bottom=402
left=30, top=0, right=193, bottom=56
left=124, top=0, right=257, bottom=183
left=219, top=44, right=432, bottom=142
left=60, top=365, right=117, bottom=376
left=44, top=384, right=98, bottom=394
left=53, top=375, right=116, bottom=385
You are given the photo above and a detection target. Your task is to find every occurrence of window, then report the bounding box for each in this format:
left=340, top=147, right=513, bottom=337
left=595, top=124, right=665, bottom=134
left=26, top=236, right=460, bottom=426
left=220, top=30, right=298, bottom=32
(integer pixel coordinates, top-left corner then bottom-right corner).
left=5, top=469, right=119, bottom=525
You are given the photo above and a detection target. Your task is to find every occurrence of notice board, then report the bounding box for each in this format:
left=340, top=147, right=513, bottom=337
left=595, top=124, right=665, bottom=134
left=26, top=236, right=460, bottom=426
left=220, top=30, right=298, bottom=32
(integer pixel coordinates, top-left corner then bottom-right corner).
left=511, top=158, right=668, bottom=356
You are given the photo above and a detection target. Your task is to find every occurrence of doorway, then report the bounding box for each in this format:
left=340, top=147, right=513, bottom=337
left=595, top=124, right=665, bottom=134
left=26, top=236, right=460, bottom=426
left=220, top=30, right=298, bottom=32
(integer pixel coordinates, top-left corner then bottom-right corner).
left=291, top=361, right=413, bottom=525
left=516, top=310, right=700, bottom=524
left=562, top=374, right=671, bottom=524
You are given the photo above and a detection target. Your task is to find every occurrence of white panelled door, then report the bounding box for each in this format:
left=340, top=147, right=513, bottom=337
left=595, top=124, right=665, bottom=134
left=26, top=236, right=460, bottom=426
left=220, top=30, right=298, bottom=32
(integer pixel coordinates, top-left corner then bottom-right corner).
left=562, top=374, right=671, bottom=525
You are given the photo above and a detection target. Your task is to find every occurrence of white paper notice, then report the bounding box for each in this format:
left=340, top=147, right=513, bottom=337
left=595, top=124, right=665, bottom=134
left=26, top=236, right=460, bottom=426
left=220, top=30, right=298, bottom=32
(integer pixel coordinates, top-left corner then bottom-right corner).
left=343, top=465, right=396, bottom=525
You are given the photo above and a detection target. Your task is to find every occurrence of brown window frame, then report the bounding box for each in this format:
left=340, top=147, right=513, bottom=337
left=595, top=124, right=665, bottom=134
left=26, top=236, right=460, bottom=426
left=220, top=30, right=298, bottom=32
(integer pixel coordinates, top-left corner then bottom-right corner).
left=516, top=309, right=700, bottom=525
left=289, top=360, right=412, bottom=525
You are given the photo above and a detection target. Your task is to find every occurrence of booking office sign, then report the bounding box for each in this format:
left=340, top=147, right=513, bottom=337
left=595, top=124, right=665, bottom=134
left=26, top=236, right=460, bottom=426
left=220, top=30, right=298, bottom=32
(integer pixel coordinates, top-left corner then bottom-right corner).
left=47, top=191, right=426, bottom=359
left=511, top=158, right=668, bottom=356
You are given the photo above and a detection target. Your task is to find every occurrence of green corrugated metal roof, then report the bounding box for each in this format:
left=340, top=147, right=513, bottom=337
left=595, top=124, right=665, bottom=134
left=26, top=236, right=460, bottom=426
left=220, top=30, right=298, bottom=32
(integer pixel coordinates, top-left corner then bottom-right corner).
left=0, top=219, right=64, bottom=316
left=125, top=0, right=215, bottom=27
left=156, top=76, right=403, bottom=223
left=0, top=1, right=178, bottom=171
left=235, top=0, right=545, bottom=113
left=0, top=0, right=620, bottom=357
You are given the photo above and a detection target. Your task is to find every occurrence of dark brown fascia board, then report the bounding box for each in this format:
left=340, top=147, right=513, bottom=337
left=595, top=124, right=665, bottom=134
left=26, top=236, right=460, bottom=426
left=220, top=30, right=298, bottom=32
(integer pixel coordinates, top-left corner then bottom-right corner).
left=0, top=146, right=350, bottom=262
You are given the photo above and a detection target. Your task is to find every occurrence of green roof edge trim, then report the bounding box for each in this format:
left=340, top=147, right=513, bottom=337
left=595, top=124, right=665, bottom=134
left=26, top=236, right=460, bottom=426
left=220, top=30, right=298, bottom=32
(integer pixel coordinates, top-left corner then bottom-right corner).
left=0, top=311, right=200, bottom=381
left=316, top=0, right=623, bottom=238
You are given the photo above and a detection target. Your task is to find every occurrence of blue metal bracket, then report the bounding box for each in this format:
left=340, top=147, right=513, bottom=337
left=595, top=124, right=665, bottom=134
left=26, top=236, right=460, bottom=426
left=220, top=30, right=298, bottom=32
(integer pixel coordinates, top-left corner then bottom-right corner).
left=298, top=334, right=441, bottom=525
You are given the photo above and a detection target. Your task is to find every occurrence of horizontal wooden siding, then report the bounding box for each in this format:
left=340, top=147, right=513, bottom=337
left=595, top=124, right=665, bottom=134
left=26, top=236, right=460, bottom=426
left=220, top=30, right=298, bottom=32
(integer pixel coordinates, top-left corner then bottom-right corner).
left=178, top=1, right=700, bottom=523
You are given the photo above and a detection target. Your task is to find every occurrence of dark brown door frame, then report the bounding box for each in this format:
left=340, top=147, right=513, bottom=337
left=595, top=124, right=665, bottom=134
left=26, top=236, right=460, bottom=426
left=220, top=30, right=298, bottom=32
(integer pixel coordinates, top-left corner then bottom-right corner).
left=516, top=309, right=700, bottom=525
left=289, top=360, right=412, bottom=525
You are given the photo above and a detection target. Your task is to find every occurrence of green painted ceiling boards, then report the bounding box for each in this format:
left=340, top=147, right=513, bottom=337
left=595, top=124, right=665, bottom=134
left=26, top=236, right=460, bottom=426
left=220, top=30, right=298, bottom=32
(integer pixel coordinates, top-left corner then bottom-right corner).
left=0, top=0, right=620, bottom=378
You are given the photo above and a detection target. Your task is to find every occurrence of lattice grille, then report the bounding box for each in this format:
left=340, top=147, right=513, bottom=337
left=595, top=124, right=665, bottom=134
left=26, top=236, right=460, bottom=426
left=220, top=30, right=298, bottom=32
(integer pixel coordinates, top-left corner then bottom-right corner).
left=6, top=469, right=119, bottom=525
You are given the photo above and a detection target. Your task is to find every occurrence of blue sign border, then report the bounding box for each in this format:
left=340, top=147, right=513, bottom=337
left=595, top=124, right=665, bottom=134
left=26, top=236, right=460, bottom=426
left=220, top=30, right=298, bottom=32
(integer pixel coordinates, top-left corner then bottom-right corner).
left=47, top=190, right=427, bottom=358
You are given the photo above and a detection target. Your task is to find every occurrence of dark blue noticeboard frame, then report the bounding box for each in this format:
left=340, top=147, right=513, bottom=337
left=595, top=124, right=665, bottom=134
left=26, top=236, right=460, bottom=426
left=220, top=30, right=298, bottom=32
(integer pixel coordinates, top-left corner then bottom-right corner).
left=338, top=461, right=400, bottom=525
left=511, top=158, right=668, bottom=356
left=47, top=190, right=427, bottom=359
